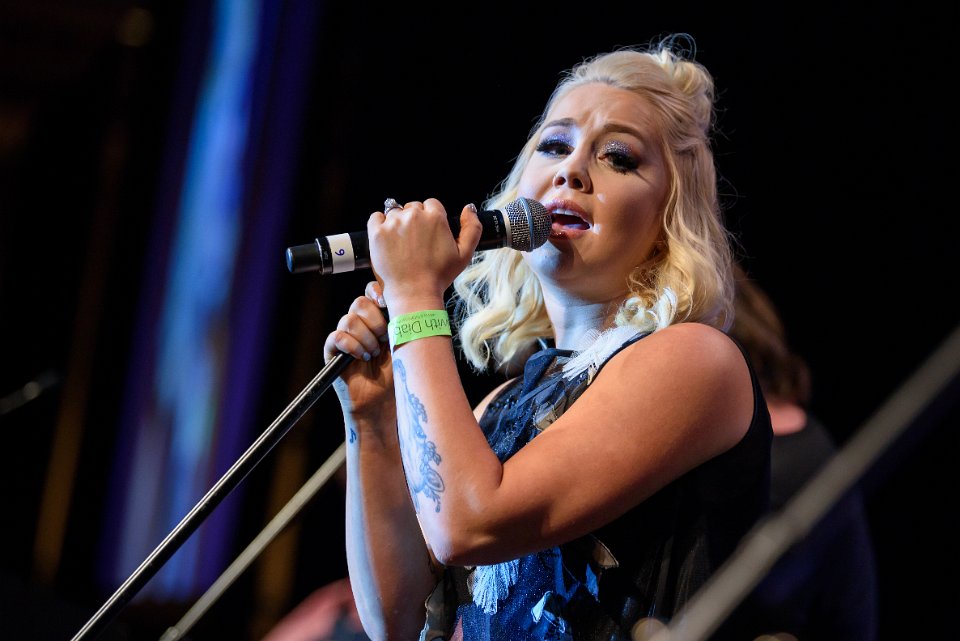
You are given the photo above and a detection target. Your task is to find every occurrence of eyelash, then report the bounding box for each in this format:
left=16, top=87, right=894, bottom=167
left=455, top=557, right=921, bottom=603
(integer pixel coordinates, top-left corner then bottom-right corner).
left=534, top=138, right=640, bottom=173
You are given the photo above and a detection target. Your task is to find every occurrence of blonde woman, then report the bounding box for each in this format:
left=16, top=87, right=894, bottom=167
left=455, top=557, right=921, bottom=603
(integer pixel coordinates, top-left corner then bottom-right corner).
left=324, top=35, right=771, bottom=641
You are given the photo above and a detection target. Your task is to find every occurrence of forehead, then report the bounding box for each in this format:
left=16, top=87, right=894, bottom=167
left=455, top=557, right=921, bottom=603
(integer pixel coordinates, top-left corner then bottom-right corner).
left=543, top=82, right=659, bottom=138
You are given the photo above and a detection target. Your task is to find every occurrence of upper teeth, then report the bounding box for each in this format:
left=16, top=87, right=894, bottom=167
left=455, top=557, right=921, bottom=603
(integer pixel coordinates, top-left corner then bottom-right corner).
left=552, top=208, right=579, bottom=218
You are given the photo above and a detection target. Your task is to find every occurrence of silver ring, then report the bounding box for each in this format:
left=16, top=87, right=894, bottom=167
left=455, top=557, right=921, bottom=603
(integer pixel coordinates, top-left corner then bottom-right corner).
left=383, top=197, right=402, bottom=214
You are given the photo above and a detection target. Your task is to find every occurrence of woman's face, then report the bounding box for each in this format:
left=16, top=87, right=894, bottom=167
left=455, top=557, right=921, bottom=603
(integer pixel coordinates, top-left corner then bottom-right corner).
left=518, top=82, right=670, bottom=303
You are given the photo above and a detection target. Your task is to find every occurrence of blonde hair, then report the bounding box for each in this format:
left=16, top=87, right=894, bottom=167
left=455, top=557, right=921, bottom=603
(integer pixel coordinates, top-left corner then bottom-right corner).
left=452, top=35, right=735, bottom=373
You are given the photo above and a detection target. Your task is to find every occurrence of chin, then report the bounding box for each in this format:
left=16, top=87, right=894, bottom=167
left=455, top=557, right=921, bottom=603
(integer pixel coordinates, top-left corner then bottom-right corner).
left=523, top=245, right=576, bottom=283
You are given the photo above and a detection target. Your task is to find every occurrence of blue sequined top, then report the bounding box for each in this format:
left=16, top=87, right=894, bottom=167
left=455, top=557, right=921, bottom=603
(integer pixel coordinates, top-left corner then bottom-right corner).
left=421, top=333, right=771, bottom=641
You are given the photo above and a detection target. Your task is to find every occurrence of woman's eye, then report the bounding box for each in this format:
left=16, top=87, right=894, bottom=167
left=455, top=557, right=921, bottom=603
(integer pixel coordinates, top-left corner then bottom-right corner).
left=535, top=138, right=571, bottom=156
left=601, top=143, right=640, bottom=172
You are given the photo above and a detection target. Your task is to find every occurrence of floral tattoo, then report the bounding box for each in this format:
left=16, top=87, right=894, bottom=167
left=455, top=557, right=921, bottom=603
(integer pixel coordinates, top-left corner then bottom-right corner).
left=394, top=359, right=444, bottom=513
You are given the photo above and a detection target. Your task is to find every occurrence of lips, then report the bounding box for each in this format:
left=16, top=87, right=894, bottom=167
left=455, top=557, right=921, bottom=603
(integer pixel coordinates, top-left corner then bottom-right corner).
left=541, top=199, right=591, bottom=239
left=546, top=202, right=591, bottom=241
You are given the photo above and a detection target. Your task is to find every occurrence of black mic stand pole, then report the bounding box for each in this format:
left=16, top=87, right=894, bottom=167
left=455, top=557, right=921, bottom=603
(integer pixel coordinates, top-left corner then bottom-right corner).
left=71, top=353, right=354, bottom=641
left=158, top=440, right=347, bottom=641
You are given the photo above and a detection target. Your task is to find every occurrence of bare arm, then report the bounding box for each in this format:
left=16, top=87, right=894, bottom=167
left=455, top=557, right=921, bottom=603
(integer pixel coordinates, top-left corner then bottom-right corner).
left=367, top=199, right=757, bottom=568
left=325, top=287, right=438, bottom=641
left=390, top=317, right=755, bottom=566
left=342, top=404, right=439, bottom=641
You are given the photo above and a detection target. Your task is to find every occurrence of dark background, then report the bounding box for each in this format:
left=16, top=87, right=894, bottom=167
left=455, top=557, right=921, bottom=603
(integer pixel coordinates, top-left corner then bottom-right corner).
left=1, top=1, right=957, bottom=639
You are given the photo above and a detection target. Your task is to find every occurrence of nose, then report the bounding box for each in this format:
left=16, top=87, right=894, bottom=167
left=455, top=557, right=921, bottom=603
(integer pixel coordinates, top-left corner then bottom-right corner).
left=553, top=152, right=591, bottom=191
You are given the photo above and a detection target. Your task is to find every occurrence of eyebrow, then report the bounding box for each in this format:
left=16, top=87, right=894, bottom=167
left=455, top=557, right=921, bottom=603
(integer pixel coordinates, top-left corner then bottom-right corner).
left=541, top=118, right=648, bottom=143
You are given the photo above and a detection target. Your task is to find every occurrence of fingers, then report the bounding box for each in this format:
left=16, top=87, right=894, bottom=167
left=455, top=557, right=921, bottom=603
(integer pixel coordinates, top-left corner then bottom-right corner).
left=456, top=203, right=483, bottom=256
left=364, top=280, right=387, bottom=308
left=323, top=293, right=390, bottom=363
left=375, top=199, right=433, bottom=221
left=383, top=197, right=401, bottom=214
left=367, top=197, right=476, bottom=296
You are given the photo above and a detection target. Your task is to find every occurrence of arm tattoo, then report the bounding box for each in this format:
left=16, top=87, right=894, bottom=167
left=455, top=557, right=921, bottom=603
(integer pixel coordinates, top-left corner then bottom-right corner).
left=394, top=359, right=444, bottom=513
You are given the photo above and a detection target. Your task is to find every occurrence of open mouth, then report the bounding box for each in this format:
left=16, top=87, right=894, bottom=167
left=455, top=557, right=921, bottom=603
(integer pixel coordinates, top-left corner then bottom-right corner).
left=551, top=210, right=590, bottom=230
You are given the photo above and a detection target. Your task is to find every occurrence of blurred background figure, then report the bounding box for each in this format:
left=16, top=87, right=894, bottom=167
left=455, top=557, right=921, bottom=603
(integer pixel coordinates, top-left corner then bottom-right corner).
left=260, top=576, right=368, bottom=641
left=729, top=264, right=879, bottom=640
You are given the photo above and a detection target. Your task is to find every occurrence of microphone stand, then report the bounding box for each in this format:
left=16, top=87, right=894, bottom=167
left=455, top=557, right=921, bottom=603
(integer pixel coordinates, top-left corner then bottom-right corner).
left=71, top=353, right=354, bottom=641
left=159, top=441, right=347, bottom=641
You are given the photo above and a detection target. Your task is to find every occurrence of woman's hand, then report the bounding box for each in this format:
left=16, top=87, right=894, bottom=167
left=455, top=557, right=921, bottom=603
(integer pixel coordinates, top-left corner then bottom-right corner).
left=323, top=281, right=393, bottom=419
left=367, top=199, right=482, bottom=311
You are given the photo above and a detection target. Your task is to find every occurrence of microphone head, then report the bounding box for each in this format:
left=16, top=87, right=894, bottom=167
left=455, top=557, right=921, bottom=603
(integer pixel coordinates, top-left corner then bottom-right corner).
left=503, top=198, right=551, bottom=252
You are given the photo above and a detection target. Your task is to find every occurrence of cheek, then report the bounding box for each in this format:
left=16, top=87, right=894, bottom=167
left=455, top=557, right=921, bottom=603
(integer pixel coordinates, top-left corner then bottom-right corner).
left=604, top=199, right=663, bottom=253
left=518, top=162, right=553, bottom=197
left=625, top=217, right=663, bottom=264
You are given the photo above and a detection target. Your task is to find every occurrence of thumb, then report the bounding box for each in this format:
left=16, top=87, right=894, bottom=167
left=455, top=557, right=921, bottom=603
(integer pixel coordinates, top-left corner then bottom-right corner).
left=456, top=203, right=483, bottom=258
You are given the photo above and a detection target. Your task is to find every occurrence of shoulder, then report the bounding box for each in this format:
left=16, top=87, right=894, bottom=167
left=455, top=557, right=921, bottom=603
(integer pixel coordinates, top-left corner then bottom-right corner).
left=593, top=322, right=754, bottom=449
left=606, top=322, right=746, bottom=379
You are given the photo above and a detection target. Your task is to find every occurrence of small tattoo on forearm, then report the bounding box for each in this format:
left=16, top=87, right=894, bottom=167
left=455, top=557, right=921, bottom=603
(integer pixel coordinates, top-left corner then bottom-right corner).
left=394, top=359, right=444, bottom=513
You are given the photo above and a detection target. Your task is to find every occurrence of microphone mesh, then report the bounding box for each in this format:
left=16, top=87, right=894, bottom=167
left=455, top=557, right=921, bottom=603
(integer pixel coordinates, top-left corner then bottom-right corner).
left=504, top=198, right=551, bottom=252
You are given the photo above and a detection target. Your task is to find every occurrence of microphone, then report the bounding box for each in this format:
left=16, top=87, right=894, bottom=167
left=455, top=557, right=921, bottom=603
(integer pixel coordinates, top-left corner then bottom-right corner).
left=285, top=197, right=551, bottom=275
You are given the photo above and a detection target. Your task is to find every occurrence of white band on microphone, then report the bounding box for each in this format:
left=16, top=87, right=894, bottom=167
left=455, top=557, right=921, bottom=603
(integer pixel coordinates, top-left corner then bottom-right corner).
left=327, top=234, right=355, bottom=273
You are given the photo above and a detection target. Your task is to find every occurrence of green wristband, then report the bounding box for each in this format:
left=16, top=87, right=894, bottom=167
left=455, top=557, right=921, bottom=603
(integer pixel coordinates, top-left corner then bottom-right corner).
left=388, top=309, right=452, bottom=350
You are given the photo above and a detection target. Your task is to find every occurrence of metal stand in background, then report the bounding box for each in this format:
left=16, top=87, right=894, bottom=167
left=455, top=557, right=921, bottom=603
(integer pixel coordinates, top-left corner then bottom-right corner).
left=159, top=441, right=347, bottom=641
left=646, top=322, right=960, bottom=641
left=70, top=353, right=354, bottom=641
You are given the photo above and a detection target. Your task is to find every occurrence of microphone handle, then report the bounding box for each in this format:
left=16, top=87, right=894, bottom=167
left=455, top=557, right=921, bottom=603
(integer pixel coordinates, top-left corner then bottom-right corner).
left=286, top=232, right=370, bottom=275
left=286, top=209, right=510, bottom=275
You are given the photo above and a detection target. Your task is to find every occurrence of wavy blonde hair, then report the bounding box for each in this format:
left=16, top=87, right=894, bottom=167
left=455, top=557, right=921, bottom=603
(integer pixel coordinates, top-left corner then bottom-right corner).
left=452, top=35, right=735, bottom=373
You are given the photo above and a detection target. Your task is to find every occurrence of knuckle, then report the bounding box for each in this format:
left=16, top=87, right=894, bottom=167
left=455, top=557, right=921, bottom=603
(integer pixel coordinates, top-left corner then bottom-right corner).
left=333, top=330, right=356, bottom=351
left=343, top=315, right=368, bottom=336
left=337, top=314, right=356, bottom=333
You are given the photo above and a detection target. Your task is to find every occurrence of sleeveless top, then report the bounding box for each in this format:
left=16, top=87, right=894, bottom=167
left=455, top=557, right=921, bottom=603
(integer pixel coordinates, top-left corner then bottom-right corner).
left=420, top=331, right=772, bottom=641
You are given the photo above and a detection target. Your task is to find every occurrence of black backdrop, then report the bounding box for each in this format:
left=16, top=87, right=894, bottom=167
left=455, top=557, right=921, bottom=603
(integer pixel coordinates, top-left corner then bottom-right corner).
left=1, top=1, right=957, bottom=639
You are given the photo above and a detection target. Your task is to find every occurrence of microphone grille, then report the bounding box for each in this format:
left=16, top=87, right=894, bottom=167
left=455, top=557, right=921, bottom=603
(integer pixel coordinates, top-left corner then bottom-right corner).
left=504, top=198, right=551, bottom=252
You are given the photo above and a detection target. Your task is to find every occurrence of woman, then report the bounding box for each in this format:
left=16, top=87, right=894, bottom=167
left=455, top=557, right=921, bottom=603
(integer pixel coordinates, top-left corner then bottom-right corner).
left=323, top=36, right=771, bottom=641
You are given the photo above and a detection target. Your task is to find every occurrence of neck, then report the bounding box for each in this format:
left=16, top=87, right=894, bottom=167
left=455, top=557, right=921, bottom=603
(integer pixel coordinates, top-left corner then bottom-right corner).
left=543, top=289, right=628, bottom=350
